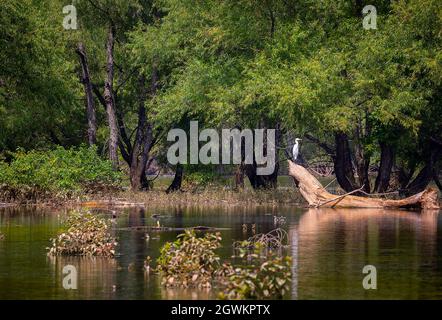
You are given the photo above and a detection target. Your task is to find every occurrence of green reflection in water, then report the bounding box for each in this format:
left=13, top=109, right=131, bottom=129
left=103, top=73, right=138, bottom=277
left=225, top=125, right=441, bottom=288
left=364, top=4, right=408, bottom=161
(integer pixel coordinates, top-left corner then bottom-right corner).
left=0, top=206, right=441, bottom=299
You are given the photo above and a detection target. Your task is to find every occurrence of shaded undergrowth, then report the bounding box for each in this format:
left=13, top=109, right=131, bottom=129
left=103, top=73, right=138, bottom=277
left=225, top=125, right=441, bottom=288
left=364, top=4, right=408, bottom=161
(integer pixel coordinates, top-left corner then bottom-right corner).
left=0, top=146, right=122, bottom=203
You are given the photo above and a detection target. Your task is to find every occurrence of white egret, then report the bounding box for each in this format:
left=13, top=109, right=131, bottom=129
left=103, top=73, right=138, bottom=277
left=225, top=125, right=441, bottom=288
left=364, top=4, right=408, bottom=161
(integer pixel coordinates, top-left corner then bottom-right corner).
left=292, top=138, right=302, bottom=161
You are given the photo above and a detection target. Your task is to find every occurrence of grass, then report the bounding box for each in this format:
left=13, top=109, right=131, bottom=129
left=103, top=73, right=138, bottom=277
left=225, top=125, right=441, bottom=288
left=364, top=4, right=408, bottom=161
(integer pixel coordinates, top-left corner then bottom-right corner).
left=117, top=186, right=305, bottom=206
left=112, top=175, right=306, bottom=206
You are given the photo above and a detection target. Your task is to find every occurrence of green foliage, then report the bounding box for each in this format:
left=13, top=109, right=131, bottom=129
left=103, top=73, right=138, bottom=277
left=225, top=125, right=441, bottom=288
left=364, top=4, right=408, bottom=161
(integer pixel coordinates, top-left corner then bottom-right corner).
left=1, top=0, right=441, bottom=193
left=183, top=165, right=222, bottom=190
left=156, top=230, right=222, bottom=288
left=0, top=0, right=83, bottom=151
left=156, top=230, right=292, bottom=299
left=48, top=210, right=117, bottom=257
left=218, top=255, right=292, bottom=300
left=0, top=146, right=122, bottom=200
left=220, top=229, right=292, bottom=299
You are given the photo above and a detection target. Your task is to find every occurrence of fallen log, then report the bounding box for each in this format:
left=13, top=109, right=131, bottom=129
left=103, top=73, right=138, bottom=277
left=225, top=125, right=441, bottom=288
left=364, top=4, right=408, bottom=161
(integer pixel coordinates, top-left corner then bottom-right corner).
left=81, top=200, right=145, bottom=208
left=288, top=160, right=440, bottom=209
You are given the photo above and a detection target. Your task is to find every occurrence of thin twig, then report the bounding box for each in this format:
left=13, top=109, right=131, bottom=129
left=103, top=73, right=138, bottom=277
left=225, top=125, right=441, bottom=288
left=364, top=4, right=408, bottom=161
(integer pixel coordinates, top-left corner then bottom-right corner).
left=315, top=185, right=365, bottom=208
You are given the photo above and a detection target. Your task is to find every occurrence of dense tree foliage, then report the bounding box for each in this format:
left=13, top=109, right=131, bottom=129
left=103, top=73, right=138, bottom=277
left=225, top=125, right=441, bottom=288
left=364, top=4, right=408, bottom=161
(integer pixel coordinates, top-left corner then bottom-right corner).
left=0, top=0, right=440, bottom=195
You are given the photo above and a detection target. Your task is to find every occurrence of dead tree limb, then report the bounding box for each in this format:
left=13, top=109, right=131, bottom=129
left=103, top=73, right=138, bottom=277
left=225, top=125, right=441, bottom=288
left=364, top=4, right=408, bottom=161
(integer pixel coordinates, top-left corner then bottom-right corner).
left=288, top=160, right=439, bottom=209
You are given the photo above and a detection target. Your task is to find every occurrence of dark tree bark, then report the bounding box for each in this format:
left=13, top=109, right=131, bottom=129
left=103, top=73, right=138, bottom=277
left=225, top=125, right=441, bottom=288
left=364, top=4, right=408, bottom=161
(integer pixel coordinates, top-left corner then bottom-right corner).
left=244, top=124, right=281, bottom=189
left=353, top=115, right=371, bottom=193
left=334, top=132, right=358, bottom=192
left=129, top=68, right=157, bottom=191
left=76, top=42, right=97, bottom=146
left=398, top=163, right=416, bottom=189
left=244, top=161, right=279, bottom=189
left=265, top=0, right=275, bottom=38
left=354, top=142, right=370, bottom=193
left=234, top=164, right=245, bottom=190
left=374, top=142, right=394, bottom=193
left=166, top=164, right=183, bottom=193
left=404, top=142, right=442, bottom=196
left=92, top=83, right=132, bottom=166
left=103, top=24, right=119, bottom=169
left=434, top=169, right=442, bottom=191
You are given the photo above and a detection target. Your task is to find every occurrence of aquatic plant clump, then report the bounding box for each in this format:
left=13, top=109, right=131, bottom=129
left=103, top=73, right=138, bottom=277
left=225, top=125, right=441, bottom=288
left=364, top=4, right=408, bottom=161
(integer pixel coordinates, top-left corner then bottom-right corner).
left=218, top=256, right=292, bottom=300
left=155, top=230, right=292, bottom=300
left=48, top=211, right=117, bottom=257
left=156, top=230, right=222, bottom=288
left=233, top=228, right=289, bottom=258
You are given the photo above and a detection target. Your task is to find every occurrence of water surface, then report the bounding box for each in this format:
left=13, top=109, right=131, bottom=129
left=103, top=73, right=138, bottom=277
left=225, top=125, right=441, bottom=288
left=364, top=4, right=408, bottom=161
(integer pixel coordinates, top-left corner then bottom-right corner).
left=0, top=205, right=441, bottom=299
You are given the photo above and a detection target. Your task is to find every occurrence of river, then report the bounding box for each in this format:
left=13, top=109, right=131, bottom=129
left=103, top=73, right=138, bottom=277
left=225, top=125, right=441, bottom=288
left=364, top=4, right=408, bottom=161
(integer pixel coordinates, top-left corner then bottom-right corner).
left=0, top=205, right=441, bottom=299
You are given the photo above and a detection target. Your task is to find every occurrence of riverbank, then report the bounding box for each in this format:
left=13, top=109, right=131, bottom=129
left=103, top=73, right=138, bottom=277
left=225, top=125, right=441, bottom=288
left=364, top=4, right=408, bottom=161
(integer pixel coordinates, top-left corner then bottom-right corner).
left=2, top=175, right=440, bottom=209
left=0, top=187, right=306, bottom=208
left=116, top=187, right=305, bottom=206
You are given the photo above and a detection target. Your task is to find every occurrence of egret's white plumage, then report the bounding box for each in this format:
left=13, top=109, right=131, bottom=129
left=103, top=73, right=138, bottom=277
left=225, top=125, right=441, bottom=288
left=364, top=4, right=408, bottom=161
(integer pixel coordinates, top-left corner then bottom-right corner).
left=292, top=138, right=302, bottom=161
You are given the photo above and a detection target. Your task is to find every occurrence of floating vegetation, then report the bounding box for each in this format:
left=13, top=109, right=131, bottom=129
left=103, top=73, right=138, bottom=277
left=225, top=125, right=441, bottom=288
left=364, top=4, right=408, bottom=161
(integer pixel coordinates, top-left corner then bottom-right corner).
left=47, top=211, right=117, bottom=257
left=223, top=229, right=291, bottom=299
left=233, top=228, right=288, bottom=256
left=117, top=225, right=226, bottom=232
left=154, top=229, right=292, bottom=299
left=81, top=200, right=144, bottom=208
left=156, top=230, right=222, bottom=288
left=218, top=255, right=292, bottom=300
left=0, top=232, right=4, bottom=240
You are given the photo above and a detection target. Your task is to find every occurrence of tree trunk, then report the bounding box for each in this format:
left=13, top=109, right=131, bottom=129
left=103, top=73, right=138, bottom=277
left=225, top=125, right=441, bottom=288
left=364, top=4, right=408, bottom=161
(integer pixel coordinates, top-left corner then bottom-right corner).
left=374, top=142, right=394, bottom=193
left=354, top=117, right=371, bottom=193
left=288, top=160, right=439, bottom=209
left=130, top=70, right=156, bottom=191
left=92, top=83, right=132, bottom=166
left=354, top=142, right=370, bottom=193
left=244, top=162, right=279, bottom=189
left=234, top=164, right=244, bottom=190
left=404, top=144, right=442, bottom=196
left=166, top=164, right=183, bottom=193
left=334, top=132, right=358, bottom=192
left=244, top=124, right=280, bottom=189
left=104, top=24, right=119, bottom=169
left=398, top=163, right=416, bottom=189
left=76, top=42, right=97, bottom=146
left=434, top=169, right=442, bottom=191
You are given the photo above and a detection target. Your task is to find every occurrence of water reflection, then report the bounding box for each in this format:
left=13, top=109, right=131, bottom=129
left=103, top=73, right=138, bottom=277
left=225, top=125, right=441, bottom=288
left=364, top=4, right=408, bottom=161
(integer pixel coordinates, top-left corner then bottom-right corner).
left=293, top=208, right=441, bottom=299
left=47, top=256, right=117, bottom=299
left=0, top=205, right=441, bottom=299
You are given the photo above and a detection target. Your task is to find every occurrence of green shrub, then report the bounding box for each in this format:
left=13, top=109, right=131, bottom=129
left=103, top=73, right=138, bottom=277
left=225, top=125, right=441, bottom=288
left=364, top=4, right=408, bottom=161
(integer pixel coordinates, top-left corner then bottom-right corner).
left=155, top=230, right=292, bottom=299
left=222, top=229, right=292, bottom=299
left=48, top=211, right=117, bottom=257
left=218, top=255, right=292, bottom=300
left=0, top=146, right=122, bottom=200
left=156, top=230, right=222, bottom=288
